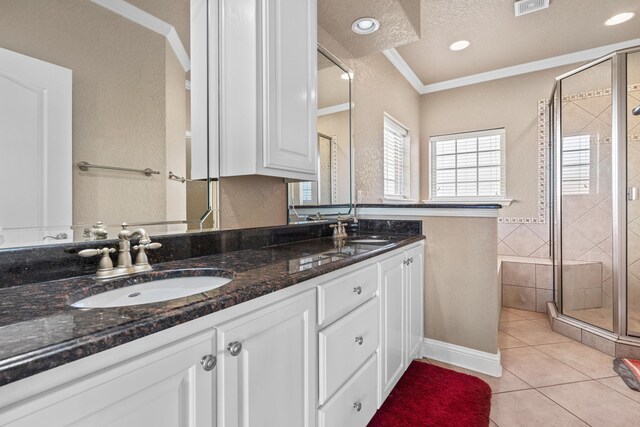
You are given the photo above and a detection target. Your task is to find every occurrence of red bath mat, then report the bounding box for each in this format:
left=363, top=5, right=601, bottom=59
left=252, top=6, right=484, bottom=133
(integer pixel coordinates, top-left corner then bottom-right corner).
left=368, top=360, right=492, bottom=427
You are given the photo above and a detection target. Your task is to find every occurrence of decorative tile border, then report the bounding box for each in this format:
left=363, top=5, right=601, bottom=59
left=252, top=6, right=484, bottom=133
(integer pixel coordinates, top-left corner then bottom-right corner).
left=499, top=99, right=548, bottom=224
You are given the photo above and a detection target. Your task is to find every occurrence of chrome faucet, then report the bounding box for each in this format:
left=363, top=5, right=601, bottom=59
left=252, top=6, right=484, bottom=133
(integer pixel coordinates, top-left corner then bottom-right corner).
left=79, top=223, right=162, bottom=279
left=330, top=214, right=357, bottom=239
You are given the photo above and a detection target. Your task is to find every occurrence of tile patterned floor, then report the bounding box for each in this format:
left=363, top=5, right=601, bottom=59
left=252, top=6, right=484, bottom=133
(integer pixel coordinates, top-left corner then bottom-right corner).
left=422, top=308, right=640, bottom=426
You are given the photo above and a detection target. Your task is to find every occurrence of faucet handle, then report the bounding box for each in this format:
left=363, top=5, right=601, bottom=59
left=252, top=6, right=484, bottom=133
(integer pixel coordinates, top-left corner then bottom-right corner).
left=133, top=242, right=162, bottom=251
left=78, top=247, right=115, bottom=271
left=132, top=242, right=162, bottom=266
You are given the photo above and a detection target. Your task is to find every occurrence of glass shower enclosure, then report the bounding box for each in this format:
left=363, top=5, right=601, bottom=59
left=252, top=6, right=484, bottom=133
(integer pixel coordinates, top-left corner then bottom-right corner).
left=550, top=46, right=640, bottom=339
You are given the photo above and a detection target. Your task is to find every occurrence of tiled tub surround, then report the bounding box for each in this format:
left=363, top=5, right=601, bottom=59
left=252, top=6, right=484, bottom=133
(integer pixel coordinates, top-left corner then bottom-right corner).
left=501, top=257, right=554, bottom=313
left=501, top=256, right=604, bottom=314
left=0, top=220, right=423, bottom=386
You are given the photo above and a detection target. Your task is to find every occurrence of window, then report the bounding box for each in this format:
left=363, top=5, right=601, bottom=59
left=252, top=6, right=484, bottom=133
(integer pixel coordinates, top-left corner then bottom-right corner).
left=383, top=114, right=410, bottom=198
left=300, top=181, right=313, bottom=202
left=430, top=128, right=506, bottom=200
left=561, top=135, right=590, bottom=195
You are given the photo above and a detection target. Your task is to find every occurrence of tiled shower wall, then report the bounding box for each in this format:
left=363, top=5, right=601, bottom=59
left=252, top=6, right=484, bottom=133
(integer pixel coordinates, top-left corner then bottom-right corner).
left=498, top=223, right=550, bottom=258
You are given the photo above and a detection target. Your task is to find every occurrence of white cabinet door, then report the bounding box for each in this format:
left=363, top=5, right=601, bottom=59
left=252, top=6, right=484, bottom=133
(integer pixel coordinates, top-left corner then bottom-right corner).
left=219, top=0, right=317, bottom=181
left=406, top=245, right=424, bottom=362
left=217, top=289, right=317, bottom=427
left=378, top=252, right=406, bottom=404
left=260, top=0, right=317, bottom=176
left=2, top=330, right=216, bottom=427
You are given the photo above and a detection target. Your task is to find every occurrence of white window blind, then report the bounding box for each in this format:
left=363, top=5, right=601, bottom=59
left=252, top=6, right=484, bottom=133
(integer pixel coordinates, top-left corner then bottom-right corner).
left=384, top=115, right=409, bottom=198
left=300, top=181, right=313, bottom=202
left=430, top=128, right=506, bottom=200
left=562, top=135, right=590, bottom=195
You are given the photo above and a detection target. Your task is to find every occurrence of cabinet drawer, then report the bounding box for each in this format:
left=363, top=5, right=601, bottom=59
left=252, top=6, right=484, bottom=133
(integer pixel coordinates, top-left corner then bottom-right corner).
left=319, top=297, right=379, bottom=403
left=318, top=263, right=377, bottom=327
left=318, top=353, right=378, bottom=427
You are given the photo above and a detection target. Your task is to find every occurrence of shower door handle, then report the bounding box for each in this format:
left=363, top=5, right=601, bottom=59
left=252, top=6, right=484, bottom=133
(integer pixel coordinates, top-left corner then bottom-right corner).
left=628, top=187, right=639, bottom=201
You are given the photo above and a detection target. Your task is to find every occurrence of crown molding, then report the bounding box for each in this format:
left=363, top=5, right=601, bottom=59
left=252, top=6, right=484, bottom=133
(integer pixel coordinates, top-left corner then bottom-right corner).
left=91, top=0, right=190, bottom=72
left=384, top=38, right=640, bottom=95
left=382, top=49, right=423, bottom=93
left=317, top=102, right=350, bottom=117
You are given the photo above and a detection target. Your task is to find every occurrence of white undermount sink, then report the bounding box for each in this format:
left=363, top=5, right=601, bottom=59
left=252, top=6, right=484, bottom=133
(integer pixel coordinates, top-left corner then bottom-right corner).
left=71, top=275, right=233, bottom=308
left=348, top=239, right=391, bottom=244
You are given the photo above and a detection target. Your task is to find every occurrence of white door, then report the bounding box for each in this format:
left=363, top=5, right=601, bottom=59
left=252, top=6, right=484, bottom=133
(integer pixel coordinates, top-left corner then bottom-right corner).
left=217, top=290, right=316, bottom=427
left=0, top=47, right=72, bottom=241
left=378, top=252, right=406, bottom=404
left=406, top=246, right=424, bottom=362
left=1, top=329, right=216, bottom=427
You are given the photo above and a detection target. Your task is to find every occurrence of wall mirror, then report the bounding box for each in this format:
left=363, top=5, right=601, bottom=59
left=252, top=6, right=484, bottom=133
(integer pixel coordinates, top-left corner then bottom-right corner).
left=288, top=48, right=353, bottom=222
left=0, top=0, right=217, bottom=249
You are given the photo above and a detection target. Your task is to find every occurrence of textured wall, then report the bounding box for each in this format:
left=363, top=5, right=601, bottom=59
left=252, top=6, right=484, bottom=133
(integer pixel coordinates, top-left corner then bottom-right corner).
left=420, top=64, right=575, bottom=218
left=350, top=52, right=421, bottom=202
left=219, top=176, right=287, bottom=230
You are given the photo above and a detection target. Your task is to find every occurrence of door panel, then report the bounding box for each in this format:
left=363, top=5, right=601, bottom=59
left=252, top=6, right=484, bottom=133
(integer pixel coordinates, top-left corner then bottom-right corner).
left=0, top=47, right=72, bottom=238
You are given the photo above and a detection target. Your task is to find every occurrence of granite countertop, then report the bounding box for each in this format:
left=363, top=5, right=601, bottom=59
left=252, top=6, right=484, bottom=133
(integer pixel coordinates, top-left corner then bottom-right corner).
left=0, top=233, right=423, bottom=386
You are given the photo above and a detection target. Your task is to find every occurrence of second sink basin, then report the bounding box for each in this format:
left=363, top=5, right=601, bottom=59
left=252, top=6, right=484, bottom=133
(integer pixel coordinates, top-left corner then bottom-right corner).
left=71, top=270, right=233, bottom=308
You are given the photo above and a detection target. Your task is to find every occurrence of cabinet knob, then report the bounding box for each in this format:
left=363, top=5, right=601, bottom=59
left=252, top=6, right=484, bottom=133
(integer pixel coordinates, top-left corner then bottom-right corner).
left=353, top=286, right=362, bottom=295
left=227, top=341, right=243, bottom=356
left=200, top=354, right=217, bottom=371
left=355, top=336, right=364, bottom=345
left=353, top=401, right=362, bottom=412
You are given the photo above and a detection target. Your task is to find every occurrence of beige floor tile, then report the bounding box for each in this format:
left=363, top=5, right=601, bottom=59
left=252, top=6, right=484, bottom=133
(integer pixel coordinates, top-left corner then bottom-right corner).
left=427, top=359, right=531, bottom=394
left=534, top=341, right=616, bottom=379
left=501, top=347, right=589, bottom=387
left=539, top=380, right=640, bottom=426
left=500, top=308, right=527, bottom=322
left=598, top=376, right=640, bottom=404
left=502, top=307, right=549, bottom=320
left=499, top=320, right=573, bottom=346
left=490, top=389, right=588, bottom=426
left=489, top=420, right=498, bottom=427
left=530, top=318, right=552, bottom=329
left=498, top=331, right=528, bottom=349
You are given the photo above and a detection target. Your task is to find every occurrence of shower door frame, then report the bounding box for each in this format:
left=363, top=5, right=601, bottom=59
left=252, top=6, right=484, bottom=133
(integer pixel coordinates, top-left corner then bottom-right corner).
left=552, top=47, right=639, bottom=341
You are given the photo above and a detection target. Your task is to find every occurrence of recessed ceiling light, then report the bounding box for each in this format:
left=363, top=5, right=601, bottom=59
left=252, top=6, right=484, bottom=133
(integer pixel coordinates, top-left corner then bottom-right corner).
left=605, top=12, right=635, bottom=26
left=340, top=72, right=353, bottom=80
left=351, top=17, right=380, bottom=35
left=449, top=40, right=471, bottom=51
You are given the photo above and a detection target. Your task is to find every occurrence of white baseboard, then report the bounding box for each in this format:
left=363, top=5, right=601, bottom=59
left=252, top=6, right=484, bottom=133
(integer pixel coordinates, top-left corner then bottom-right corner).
left=421, top=338, right=503, bottom=377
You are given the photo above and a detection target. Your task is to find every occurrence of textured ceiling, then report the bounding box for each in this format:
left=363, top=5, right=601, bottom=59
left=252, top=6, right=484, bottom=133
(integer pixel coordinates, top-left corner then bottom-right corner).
left=318, top=0, right=420, bottom=58
left=319, top=0, right=640, bottom=84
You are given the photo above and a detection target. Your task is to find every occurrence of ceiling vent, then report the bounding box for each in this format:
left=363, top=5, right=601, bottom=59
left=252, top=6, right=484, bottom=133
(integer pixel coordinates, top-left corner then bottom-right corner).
left=514, top=0, right=549, bottom=17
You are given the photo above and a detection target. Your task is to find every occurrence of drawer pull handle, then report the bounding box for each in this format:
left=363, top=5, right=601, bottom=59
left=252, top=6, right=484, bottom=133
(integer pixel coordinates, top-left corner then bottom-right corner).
left=227, top=341, right=243, bottom=356
left=353, top=286, right=362, bottom=295
left=353, top=401, right=362, bottom=412
left=355, top=336, right=364, bottom=345
left=200, top=354, right=217, bottom=371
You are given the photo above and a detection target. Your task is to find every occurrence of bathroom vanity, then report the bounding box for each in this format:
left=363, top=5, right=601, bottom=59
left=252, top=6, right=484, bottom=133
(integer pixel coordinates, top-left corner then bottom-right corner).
left=0, top=224, right=424, bottom=427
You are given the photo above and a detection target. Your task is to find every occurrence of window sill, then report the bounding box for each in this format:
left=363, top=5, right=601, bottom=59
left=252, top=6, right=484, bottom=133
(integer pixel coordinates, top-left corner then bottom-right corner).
left=424, top=198, right=514, bottom=206
left=382, top=197, right=418, bottom=204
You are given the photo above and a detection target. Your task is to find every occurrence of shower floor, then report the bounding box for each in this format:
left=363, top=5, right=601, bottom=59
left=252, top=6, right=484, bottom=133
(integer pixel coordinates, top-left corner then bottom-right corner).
left=564, top=306, right=640, bottom=335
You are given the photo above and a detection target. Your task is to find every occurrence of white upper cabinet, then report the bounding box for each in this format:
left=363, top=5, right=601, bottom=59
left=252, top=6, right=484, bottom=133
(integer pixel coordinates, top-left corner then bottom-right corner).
left=218, top=0, right=318, bottom=181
